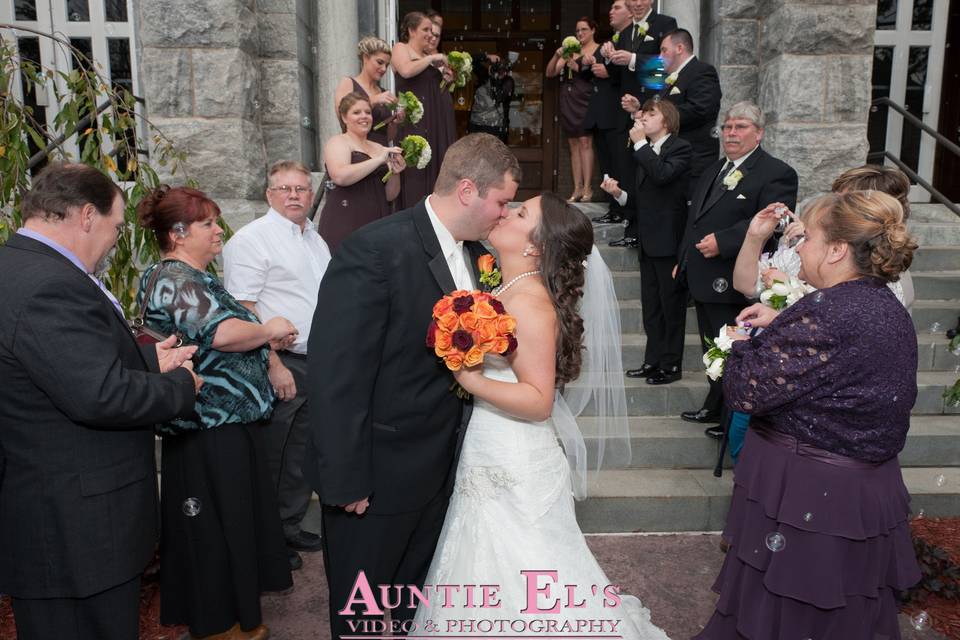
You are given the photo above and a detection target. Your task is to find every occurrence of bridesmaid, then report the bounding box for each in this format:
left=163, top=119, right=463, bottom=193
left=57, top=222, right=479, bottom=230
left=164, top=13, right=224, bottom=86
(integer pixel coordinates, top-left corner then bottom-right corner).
left=547, top=17, right=600, bottom=202
left=334, top=36, right=398, bottom=147
left=391, top=11, right=456, bottom=210
left=318, top=93, right=405, bottom=253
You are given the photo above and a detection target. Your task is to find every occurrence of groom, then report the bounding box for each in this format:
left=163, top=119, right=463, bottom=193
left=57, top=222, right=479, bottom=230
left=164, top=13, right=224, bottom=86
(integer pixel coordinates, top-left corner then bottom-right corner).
left=305, top=133, right=520, bottom=639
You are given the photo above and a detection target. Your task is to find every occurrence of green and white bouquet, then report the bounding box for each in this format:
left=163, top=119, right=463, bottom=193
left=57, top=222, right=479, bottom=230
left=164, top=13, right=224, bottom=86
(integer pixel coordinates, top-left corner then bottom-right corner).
left=374, top=91, right=423, bottom=131
left=759, top=277, right=813, bottom=311
left=440, top=50, right=473, bottom=93
left=561, top=36, right=582, bottom=79
left=382, top=134, right=431, bottom=183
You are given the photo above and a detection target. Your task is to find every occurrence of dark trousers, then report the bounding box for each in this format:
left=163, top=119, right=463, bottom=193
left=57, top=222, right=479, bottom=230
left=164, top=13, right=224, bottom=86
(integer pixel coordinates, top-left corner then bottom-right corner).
left=12, top=575, right=140, bottom=640
left=267, top=352, right=314, bottom=540
left=616, top=127, right=638, bottom=236
left=322, top=493, right=449, bottom=640
left=693, top=300, right=745, bottom=413
left=640, top=255, right=687, bottom=369
left=594, top=126, right=632, bottom=220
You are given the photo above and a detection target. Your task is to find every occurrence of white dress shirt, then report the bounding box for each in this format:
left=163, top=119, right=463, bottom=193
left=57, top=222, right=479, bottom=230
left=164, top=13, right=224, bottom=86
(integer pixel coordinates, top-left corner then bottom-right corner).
left=222, top=208, right=331, bottom=354
left=614, top=133, right=672, bottom=207
left=425, top=195, right=474, bottom=291
left=627, top=9, right=654, bottom=71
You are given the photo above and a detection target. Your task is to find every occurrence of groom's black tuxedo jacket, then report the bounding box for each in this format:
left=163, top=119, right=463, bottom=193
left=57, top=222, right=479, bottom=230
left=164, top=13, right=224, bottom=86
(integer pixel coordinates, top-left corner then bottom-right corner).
left=305, top=200, right=486, bottom=515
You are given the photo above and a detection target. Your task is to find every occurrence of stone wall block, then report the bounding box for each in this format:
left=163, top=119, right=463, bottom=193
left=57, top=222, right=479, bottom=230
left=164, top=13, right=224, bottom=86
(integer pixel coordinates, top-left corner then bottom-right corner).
left=718, top=20, right=758, bottom=67
left=260, top=60, right=301, bottom=125
left=193, top=49, right=259, bottom=119
left=760, top=5, right=876, bottom=57
left=262, top=126, right=303, bottom=166
left=140, top=48, right=192, bottom=118
left=217, top=198, right=265, bottom=230
left=764, top=123, right=869, bottom=198
left=138, top=0, right=257, bottom=52
left=717, top=0, right=759, bottom=20
left=152, top=117, right=265, bottom=200
left=257, top=0, right=294, bottom=13
left=259, top=13, right=299, bottom=59
left=825, top=55, right=873, bottom=123
left=718, top=66, right=759, bottom=113
left=759, top=55, right=825, bottom=124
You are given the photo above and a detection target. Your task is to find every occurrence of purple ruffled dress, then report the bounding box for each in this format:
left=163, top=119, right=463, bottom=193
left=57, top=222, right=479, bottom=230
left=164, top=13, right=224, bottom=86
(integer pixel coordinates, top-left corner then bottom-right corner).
left=695, top=277, right=922, bottom=639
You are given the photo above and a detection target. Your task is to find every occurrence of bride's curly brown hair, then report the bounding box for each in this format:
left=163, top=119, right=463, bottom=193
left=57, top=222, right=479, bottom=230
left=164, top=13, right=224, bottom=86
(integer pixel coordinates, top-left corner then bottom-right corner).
left=531, top=192, right=595, bottom=386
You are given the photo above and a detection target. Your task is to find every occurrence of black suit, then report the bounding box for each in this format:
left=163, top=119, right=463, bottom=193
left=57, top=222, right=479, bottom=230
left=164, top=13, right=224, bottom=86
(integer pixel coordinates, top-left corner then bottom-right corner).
left=678, top=146, right=798, bottom=413
left=583, top=38, right=626, bottom=213
left=630, top=135, right=691, bottom=369
left=0, top=233, right=196, bottom=640
left=305, top=201, right=485, bottom=639
left=657, top=57, right=722, bottom=186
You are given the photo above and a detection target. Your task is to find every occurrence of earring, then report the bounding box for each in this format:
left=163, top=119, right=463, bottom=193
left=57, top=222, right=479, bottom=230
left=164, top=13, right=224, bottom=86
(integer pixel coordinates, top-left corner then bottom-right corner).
left=522, top=247, right=530, bottom=257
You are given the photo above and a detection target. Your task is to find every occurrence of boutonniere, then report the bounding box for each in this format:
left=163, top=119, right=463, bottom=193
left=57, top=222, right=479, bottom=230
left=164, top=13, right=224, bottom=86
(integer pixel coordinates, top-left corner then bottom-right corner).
left=665, top=72, right=678, bottom=86
left=670, top=86, right=681, bottom=95
left=637, top=21, right=649, bottom=38
left=478, top=254, right=502, bottom=289
left=722, top=169, right=744, bottom=191
left=611, top=33, right=620, bottom=44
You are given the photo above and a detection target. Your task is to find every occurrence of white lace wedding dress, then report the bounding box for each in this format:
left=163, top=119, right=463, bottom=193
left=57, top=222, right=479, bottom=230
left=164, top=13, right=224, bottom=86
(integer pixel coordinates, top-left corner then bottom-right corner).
left=413, top=356, right=670, bottom=639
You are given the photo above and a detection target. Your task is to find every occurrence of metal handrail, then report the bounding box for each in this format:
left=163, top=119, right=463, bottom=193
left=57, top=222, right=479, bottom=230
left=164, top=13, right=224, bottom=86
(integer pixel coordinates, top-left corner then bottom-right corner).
left=871, top=97, right=960, bottom=217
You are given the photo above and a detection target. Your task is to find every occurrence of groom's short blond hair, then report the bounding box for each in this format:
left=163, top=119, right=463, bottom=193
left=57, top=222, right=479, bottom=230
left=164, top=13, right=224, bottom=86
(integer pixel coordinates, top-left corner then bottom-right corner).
left=434, top=133, right=521, bottom=198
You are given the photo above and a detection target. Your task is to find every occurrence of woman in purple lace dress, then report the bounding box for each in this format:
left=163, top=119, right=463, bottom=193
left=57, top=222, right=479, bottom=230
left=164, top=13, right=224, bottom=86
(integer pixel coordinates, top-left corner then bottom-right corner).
left=695, top=191, right=921, bottom=639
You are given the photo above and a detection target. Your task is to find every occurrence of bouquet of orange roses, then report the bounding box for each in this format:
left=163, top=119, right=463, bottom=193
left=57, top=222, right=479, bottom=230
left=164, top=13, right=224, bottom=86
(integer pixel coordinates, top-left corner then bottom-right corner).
left=426, top=290, right=517, bottom=371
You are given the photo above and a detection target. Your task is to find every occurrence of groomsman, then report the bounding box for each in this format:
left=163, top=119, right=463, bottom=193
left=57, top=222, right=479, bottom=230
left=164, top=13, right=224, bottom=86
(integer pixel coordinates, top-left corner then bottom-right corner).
left=676, top=102, right=797, bottom=436
left=603, top=0, right=678, bottom=247
left=657, top=28, right=722, bottom=189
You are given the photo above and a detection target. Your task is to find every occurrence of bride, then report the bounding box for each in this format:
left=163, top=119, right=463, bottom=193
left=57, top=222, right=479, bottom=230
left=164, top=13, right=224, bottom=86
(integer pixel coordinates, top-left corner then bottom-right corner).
left=413, top=193, right=670, bottom=639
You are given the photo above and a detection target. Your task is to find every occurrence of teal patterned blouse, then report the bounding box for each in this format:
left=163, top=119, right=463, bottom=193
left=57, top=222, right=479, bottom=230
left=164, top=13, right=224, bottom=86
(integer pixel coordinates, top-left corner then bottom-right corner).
left=137, top=259, right=275, bottom=433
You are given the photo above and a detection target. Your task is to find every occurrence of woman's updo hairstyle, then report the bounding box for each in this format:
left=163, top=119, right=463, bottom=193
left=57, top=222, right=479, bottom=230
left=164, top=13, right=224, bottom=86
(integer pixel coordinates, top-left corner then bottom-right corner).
left=136, top=186, right=221, bottom=252
left=357, top=35, right=390, bottom=61
left=399, top=12, right=427, bottom=43
left=831, top=164, right=911, bottom=220
left=531, top=192, right=595, bottom=386
left=808, top=190, right=917, bottom=282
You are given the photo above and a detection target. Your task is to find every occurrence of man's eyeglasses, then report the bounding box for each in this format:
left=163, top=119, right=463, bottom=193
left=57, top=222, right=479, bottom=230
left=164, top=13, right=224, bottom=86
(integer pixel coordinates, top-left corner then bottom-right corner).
left=269, top=185, right=313, bottom=195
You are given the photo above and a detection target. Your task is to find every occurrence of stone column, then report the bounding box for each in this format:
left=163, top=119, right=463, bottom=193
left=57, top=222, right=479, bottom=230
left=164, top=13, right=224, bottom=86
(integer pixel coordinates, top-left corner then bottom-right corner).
left=700, top=0, right=759, bottom=110
left=316, top=1, right=359, bottom=148
left=136, top=0, right=265, bottom=227
left=758, top=0, right=877, bottom=198
left=661, top=0, right=699, bottom=51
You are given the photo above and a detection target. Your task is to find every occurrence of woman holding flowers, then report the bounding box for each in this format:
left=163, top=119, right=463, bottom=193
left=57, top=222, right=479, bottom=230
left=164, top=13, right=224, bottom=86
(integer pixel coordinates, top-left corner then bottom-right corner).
left=695, top=191, right=921, bottom=639
left=392, top=11, right=456, bottom=210
left=334, top=36, right=399, bottom=146
left=547, top=17, right=600, bottom=202
left=318, top=92, right=405, bottom=253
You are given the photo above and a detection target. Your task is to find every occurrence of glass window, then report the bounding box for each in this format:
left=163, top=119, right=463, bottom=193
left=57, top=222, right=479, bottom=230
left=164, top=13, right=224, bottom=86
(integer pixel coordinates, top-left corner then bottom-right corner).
left=480, top=0, right=510, bottom=33
left=14, top=0, right=38, bottom=21
left=70, top=37, right=94, bottom=72
left=911, top=0, right=933, bottom=30
left=876, top=0, right=897, bottom=30
left=66, top=0, right=90, bottom=21
left=518, top=0, right=551, bottom=32
left=899, top=46, right=929, bottom=175
left=104, top=0, right=128, bottom=22
left=867, top=46, right=894, bottom=155
left=16, top=37, right=49, bottom=170
left=108, top=38, right=132, bottom=91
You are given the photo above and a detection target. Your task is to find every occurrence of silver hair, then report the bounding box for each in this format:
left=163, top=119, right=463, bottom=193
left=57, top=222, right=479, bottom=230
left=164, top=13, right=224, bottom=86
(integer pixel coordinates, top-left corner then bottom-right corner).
left=721, top=101, right=765, bottom=129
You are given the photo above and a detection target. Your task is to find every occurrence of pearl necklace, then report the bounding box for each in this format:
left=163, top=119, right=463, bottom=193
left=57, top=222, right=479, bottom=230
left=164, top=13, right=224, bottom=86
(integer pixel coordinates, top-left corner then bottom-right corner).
left=492, top=270, right=541, bottom=296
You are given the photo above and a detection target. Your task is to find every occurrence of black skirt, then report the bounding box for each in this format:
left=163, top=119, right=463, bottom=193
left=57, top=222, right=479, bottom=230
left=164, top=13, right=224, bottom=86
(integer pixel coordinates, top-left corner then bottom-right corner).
left=159, top=421, right=293, bottom=636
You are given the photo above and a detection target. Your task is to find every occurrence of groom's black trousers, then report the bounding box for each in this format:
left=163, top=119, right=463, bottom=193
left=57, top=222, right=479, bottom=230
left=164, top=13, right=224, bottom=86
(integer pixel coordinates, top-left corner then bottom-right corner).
left=321, top=492, right=450, bottom=639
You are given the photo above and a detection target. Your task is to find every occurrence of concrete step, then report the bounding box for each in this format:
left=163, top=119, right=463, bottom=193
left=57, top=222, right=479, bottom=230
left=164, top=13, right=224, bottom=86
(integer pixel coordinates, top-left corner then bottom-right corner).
left=597, top=244, right=960, bottom=274
left=911, top=271, right=960, bottom=300
left=910, top=203, right=960, bottom=223
left=616, top=299, right=960, bottom=336
left=571, top=370, right=960, bottom=416
left=574, top=466, right=960, bottom=533
left=618, top=332, right=960, bottom=372
left=577, top=415, right=960, bottom=470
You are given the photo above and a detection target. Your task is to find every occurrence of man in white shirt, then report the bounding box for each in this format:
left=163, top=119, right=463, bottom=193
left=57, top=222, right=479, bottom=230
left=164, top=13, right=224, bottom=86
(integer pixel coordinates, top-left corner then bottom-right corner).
left=223, top=160, right=331, bottom=570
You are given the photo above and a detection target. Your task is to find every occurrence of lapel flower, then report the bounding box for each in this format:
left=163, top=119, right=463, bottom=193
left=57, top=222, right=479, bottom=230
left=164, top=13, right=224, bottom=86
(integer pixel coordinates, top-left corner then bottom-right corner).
left=636, top=21, right=649, bottom=38
left=665, top=72, right=678, bottom=86
left=477, top=254, right=502, bottom=289
left=722, top=168, right=744, bottom=191
left=611, top=32, right=620, bottom=44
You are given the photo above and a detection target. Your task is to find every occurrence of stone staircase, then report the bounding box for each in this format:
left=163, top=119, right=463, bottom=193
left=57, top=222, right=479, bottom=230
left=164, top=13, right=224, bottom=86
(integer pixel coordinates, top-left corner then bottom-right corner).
left=570, top=202, right=960, bottom=533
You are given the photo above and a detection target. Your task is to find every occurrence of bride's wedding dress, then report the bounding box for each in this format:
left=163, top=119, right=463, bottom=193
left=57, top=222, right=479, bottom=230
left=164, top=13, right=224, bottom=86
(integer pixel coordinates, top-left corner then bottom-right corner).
left=413, top=355, right=670, bottom=639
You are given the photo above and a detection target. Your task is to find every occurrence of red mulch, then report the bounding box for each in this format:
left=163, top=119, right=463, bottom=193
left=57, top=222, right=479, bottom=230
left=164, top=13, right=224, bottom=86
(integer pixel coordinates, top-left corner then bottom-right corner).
left=902, top=516, right=960, bottom=639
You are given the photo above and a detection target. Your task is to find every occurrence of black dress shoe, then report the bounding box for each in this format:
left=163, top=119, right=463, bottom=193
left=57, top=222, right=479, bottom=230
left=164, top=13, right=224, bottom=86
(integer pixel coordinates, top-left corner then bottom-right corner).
left=680, top=409, right=721, bottom=424
left=646, top=366, right=681, bottom=385
left=592, top=212, right=624, bottom=224
left=608, top=236, right=638, bottom=247
left=287, top=529, right=323, bottom=552
left=704, top=425, right=725, bottom=439
left=288, top=548, right=303, bottom=571
left=625, top=363, right=657, bottom=378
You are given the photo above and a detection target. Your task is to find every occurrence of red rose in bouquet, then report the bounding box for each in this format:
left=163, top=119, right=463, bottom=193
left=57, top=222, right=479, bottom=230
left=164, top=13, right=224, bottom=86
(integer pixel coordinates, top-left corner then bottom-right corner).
left=426, top=290, right=518, bottom=371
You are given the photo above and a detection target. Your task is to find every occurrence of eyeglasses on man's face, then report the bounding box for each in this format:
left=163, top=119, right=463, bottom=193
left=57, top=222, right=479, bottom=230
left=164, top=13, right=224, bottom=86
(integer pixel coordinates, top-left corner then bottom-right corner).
left=269, top=185, right=313, bottom=195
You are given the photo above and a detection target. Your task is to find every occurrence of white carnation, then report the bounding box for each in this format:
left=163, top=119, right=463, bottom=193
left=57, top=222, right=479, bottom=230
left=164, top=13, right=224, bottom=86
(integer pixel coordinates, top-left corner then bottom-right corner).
left=706, top=358, right=725, bottom=381
left=714, top=325, right=735, bottom=352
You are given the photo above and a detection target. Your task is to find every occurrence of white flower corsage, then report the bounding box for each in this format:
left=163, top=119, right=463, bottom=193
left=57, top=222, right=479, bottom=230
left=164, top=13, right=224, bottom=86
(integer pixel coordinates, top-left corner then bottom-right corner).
left=703, top=324, right=737, bottom=381
left=722, top=169, right=743, bottom=190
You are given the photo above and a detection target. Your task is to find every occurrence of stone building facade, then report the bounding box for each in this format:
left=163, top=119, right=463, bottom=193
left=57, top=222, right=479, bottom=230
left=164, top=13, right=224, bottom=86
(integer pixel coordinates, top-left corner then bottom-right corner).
left=135, top=0, right=877, bottom=228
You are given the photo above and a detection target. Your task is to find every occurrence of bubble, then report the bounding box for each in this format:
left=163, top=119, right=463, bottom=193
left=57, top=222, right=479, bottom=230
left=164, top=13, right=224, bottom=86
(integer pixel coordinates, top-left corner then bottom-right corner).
left=70, top=12, right=82, bottom=20
left=812, top=291, right=825, bottom=303
left=301, top=117, right=311, bottom=128
left=917, top=508, right=925, bottom=519
left=182, top=497, right=202, bottom=517
left=458, top=97, right=465, bottom=105
left=712, top=278, right=729, bottom=293
left=803, top=512, right=813, bottom=522
left=931, top=322, right=943, bottom=333
left=710, top=126, right=721, bottom=139
left=311, top=46, right=318, bottom=55
left=764, top=532, right=786, bottom=552
left=341, top=200, right=349, bottom=207
left=911, top=611, right=930, bottom=630
left=823, top=491, right=828, bottom=497
left=640, top=56, right=667, bottom=91
left=252, top=100, right=260, bottom=111
left=324, top=180, right=336, bottom=190
left=104, top=24, right=115, bottom=35
left=870, top=104, right=879, bottom=112
left=893, top=395, right=898, bottom=402
left=936, top=474, right=945, bottom=487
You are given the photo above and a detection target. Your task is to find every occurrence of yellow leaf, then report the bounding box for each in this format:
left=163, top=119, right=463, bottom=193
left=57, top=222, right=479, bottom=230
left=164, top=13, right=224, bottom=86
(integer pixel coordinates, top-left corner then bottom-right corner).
left=103, top=156, right=117, bottom=172
left=0, top=146, right=5, bottom=158
left=127, top=158, right=137, bottom=173
left=83, top=128, right=93, bottom=136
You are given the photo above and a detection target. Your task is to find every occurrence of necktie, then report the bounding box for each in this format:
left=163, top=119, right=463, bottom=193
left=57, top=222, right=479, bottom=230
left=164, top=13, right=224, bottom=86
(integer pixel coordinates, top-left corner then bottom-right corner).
left=707, top=160, right=735, bottom=202
left=633, top=23, right=639, bottom=40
